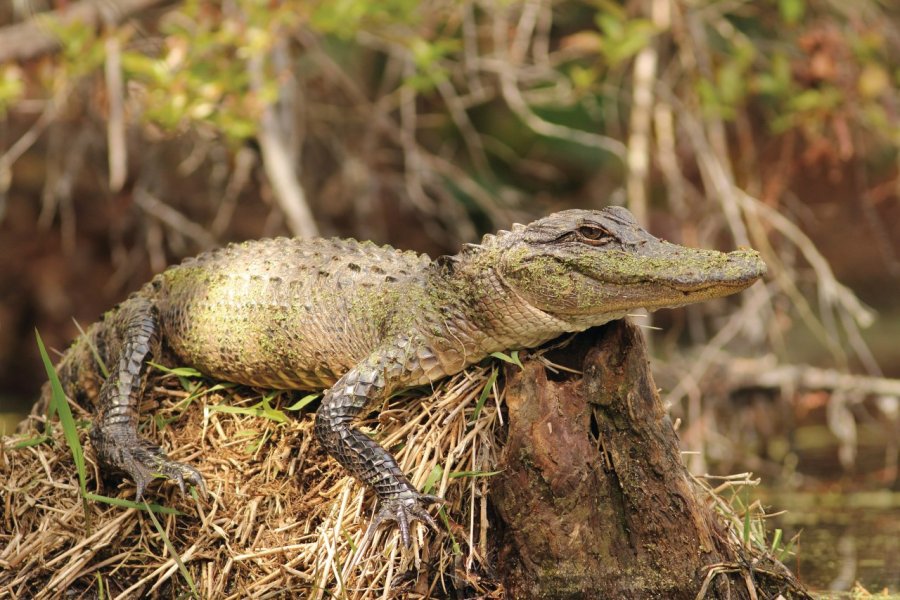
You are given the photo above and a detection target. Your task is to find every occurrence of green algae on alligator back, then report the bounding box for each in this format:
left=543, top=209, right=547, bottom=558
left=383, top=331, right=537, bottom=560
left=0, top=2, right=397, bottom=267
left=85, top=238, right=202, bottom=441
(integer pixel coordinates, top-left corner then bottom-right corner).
left=43, top=206, right=765, bottom=549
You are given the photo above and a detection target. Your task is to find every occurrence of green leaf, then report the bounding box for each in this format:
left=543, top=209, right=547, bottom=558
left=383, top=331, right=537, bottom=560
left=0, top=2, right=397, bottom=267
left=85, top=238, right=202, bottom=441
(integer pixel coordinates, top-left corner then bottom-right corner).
left=595, top=13, right=624, bottom=39
left=718, top=60, right=747, bottom=106
left=490, top=350, right=523, bottom=369
left=779, top=0, right=805, bottom=25
left=207, top=397, right=288, bottom=424
left=245, top=429, right=271, bottom=454
left=0, top=66, right=25, bottom=118
left=609, top=21, right=655, bottom=64
left=423, top=463, right=444, bottom=495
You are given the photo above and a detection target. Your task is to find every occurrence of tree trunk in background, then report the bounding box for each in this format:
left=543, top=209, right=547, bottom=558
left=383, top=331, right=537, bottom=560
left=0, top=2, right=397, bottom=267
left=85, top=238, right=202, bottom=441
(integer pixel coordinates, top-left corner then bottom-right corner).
left=490, top=320, right=791, bottom=599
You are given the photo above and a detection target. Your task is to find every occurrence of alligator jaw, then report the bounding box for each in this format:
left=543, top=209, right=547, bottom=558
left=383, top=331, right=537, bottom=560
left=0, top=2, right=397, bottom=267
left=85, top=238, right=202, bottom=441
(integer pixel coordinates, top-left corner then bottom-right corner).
left=663, top=249, right=767, bottom=296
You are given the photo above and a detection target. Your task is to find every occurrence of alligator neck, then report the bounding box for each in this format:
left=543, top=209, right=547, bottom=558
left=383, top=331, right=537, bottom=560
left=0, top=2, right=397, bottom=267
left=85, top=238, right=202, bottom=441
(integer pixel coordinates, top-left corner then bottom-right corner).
left=432, top=250, right=574, bottom=356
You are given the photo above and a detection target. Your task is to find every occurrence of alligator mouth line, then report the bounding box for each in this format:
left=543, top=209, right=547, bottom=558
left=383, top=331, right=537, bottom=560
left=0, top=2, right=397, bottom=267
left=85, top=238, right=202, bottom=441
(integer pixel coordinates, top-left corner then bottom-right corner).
left=670, top=280, right=755, bottom=294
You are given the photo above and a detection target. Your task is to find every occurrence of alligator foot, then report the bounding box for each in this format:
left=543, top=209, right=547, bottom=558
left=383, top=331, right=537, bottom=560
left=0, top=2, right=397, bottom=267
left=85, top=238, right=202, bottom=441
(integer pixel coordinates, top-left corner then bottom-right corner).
left=370, top=491, right=444, bottom=547
left=92, top=429, right=205, bottom=500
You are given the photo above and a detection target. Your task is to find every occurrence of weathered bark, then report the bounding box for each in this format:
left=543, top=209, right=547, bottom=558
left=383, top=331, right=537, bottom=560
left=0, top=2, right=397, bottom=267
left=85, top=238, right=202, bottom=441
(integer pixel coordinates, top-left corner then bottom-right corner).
left=490, top=320, right=808, bottom=599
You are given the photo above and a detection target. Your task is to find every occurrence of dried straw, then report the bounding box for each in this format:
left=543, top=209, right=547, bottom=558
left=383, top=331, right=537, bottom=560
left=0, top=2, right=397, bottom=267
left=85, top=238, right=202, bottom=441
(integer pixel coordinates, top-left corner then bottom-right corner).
left=0, top=365, right=504, bottom=599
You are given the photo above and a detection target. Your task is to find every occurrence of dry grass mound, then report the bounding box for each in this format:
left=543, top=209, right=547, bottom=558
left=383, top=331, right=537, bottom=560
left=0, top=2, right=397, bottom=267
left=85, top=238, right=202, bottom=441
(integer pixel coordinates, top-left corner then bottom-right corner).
left=1, top=340, right=808, bottom=600
left=0, top=364, right=504, bottom=599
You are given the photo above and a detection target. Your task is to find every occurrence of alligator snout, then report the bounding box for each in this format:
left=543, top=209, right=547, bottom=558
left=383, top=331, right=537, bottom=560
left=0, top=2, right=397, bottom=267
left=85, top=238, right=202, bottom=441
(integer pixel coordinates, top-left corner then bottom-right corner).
left=666, top=249, right=766, bottom=292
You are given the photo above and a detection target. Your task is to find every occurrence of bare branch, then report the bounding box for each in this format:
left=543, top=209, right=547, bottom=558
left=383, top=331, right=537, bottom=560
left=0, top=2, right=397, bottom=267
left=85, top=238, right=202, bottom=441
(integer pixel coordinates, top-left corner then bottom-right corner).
left=0, top=0, right=178, bottom=64
left=211, top=146, right=256, bottom=237
left=248, top=52, right=319, bottom=239
left=625, top=0, right=670, bottom=226
left=494, top=63, right=626, bottom=160
left=104, top=32, right=127, bottom=192
left=728, top=357, right=900, bottom=400
left=0, top=100, right=58, bottom=220
left=133, top=187, right=217, bottom=250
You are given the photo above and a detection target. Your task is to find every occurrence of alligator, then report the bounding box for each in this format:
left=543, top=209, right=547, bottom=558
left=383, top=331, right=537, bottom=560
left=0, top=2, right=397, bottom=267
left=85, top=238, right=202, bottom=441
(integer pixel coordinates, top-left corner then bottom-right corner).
left=44, top=207, right=766, bottom=546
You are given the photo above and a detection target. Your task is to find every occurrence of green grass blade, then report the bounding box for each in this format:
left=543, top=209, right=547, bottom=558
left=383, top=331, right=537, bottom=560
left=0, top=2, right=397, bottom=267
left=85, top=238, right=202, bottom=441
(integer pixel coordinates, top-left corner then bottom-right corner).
left=148, top=362, right=204, bottom=378
left=437, top=506, right=461, bottom=555
left=341, top=528, right=358, bottom=553
left=207, top=401, right=288, bottom=424
left=36, top=330, right=87, bottom=493
left=447, top=469, right=502, bottom=479
left=84, top=492, right=181, bottom=514
left=36, top=328, right=92, bottom=531
left=770, top=527, right=783, bottom=554
left=742, top=507, right=752, bottom=546
left=144, top=501, right=199, bottom=599
left=470, top=367, right=498, bottom=423
left=95, top=572, right=106, bottom=600
left=12, top=435, right=49, bottom=448
left=208, top=393, right=289, bottom=424
left=423, top=464, right=444, bottom=495
left=285, top=393, right=320, bottom=411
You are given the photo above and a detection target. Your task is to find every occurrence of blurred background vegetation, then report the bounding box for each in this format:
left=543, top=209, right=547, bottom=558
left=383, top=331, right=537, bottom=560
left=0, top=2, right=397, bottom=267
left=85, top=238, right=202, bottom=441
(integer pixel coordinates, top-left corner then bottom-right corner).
left=1, top=0, right=898, bottom=593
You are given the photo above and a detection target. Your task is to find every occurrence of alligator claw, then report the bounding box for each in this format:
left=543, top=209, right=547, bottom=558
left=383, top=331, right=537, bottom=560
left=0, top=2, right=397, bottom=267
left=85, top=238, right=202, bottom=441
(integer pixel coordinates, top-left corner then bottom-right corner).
left=370, top=492, right=444, bottom=547
left=92, top=429, right=205, bottom=500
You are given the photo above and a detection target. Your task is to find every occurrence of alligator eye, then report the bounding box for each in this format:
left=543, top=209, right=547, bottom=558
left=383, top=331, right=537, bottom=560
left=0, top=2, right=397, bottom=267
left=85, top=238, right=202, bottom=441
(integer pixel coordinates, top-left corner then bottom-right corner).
left=576, top=225, right=614, bottom=244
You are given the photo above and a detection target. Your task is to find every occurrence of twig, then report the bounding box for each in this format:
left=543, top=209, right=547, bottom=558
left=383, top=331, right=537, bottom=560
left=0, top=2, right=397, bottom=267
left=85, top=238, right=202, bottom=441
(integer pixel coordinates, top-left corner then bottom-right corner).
left=211, top=146, right=256, bottom=237
left=653, top=97, right=688, bottom=215
left=398, top=56, right=431, bottom=214
left=0, top=100, right=58, bottom=219
left=462, top=3, right=485, bottom=94
left=735, top=189, right=875, bottom=330
left=133, top=186, right=217, bottom=249
left=248, top=52, right=319, bottom=239
left=104, top=29, right=127, bottom=193
left=663, top=280, right=772, bottom=408
left=38, top=125, right=94, bottom=253
left=625, top=0, right=669, bottom=225
left=728, top=358, right=900, bottom=399
left=435, top=77, right=491, bottom=177
left=509, top=0, right=542, bottom=65
left=532, top=0, right=552, bottom=67
left=495, top=63, right=626, bottom=160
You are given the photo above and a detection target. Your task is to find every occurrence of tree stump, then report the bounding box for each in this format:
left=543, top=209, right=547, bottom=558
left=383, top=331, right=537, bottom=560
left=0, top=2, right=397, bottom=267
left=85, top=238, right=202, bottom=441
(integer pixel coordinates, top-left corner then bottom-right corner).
left=490, top=320, right=809, bottom=599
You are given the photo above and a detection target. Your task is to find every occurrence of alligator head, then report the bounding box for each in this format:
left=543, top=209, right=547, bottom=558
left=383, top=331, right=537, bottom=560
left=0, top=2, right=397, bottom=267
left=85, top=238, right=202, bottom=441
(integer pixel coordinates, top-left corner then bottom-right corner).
left=488, top=206, right=766, bottom=328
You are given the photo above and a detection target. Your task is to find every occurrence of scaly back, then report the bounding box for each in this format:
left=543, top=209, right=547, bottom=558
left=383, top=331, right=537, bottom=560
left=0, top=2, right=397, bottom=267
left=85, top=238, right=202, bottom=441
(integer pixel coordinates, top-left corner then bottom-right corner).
left=150, top=237, right=433, bottom=389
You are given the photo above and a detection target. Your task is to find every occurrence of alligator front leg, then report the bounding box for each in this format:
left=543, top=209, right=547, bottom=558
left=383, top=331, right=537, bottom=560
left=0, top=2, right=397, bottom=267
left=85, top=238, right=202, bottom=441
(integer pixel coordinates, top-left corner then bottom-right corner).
left=91, top=296, right=205, bottom=500
left=314, top=362, right=442, bottom=547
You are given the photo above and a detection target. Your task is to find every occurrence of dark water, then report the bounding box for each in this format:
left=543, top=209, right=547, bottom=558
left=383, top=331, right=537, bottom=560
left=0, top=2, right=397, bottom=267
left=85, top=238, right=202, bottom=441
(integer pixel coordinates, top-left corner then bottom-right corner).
left=721, top=386, right=900, bottom=597
left=759, top=488, right=900, bottom=595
